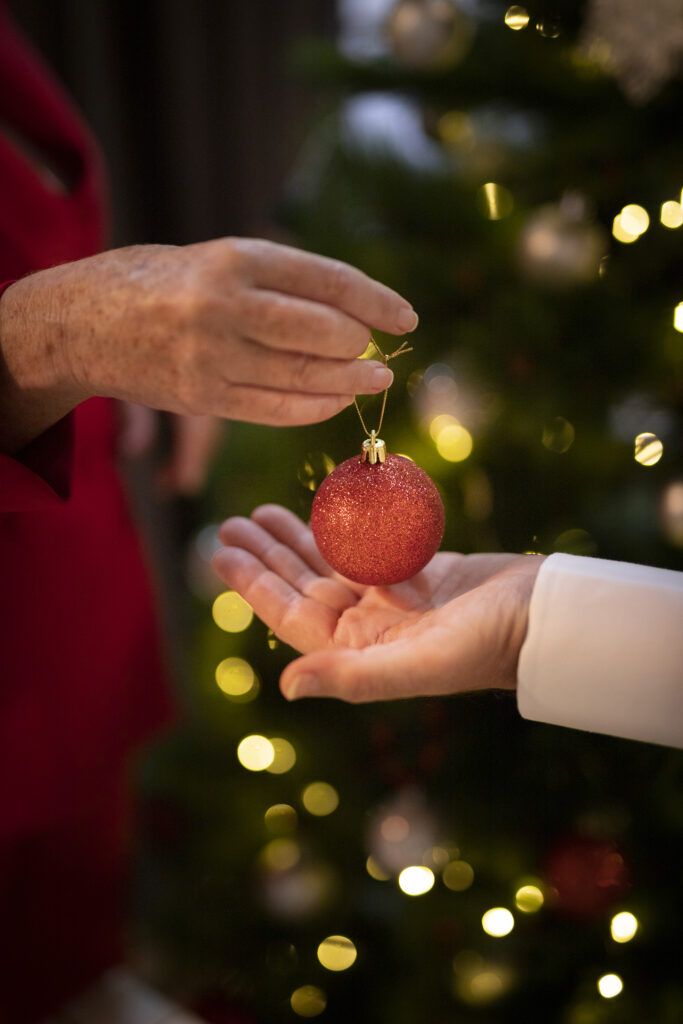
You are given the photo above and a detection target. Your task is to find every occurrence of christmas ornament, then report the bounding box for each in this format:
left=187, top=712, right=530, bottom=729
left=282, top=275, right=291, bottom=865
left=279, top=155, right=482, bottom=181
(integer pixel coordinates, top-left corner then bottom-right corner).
left=385, top=0, right=474, bottom=70
left=311, top=340, right=445, bottom=585
left=580, top=0, right=683, bottom=103
left=517, top=194, right=607, bottom=287
left=545, top=836, right=630, bottom=917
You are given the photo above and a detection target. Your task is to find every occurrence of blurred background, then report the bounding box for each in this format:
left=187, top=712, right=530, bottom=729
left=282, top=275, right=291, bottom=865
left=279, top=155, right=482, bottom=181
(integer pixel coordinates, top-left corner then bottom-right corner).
left=13, top=1, right=683, bottom=1022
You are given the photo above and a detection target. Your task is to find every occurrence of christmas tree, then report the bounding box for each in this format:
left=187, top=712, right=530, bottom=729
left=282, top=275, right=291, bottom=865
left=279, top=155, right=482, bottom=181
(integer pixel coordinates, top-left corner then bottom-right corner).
left=137, top=2, right=683, bottom=1021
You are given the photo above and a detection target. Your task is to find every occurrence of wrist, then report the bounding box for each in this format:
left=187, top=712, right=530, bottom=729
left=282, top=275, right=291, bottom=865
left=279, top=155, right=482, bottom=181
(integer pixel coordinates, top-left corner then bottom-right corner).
left=507, top=554, right=546, bottom=688
left=0, top=273, right=87, bottom=452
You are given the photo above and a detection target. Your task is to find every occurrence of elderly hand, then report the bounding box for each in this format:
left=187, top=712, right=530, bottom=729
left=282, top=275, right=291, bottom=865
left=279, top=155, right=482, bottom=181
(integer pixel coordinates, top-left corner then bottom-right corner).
left=212, top=504, right=545, bottom=703
left=0, top=238, right=416, bottom=451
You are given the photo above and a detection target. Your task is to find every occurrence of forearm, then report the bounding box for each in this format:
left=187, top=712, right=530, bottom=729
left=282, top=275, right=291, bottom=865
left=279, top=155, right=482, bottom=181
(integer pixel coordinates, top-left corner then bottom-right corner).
left=0, top=273, right=85, bottom=453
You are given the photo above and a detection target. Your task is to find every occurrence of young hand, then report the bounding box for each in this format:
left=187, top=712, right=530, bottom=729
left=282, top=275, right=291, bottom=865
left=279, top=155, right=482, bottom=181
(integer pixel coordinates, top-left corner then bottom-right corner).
left=212, top=504, right=544, bottom=703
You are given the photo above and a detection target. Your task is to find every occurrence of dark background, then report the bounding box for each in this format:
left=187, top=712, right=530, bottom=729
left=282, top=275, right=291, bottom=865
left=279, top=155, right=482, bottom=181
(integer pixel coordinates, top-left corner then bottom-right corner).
left=12, top=0, right=335, bottom=246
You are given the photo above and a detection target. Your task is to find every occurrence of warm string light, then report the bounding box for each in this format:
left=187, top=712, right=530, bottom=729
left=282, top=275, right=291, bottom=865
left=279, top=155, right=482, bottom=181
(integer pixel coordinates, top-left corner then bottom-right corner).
left=504, top=6, right=530, bottom=30
left=236, top=735, right=274, bottom=772
left=610, top=910, right=639, bottom=943
left=212, top=590, right=253, bottom=632
left=481, top=907, right=515, bottom=937
left=290, top=985, right=327, bottom=1018
left=634, top=432, right=664, bottom=466
left=443, top=860, right=474, bottom=891
left=597, top=973, right=623, bottom=999
left=302, top=782, right=339, bottom=817
left=398, top=865, right=435, bottom=895
left=317, top=935, right=357, bottom=972
left=514, top=883, right=544, bottom=913
left=478, top=182, right=513, bottom=220
left=661, top=200, right=683, bottom=229
left=674, top=301, right=683, bottom=333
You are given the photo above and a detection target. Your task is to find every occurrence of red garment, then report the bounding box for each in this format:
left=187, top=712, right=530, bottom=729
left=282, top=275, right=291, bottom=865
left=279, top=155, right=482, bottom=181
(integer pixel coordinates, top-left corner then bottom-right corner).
left=0, top=10, right=172, bottom=1019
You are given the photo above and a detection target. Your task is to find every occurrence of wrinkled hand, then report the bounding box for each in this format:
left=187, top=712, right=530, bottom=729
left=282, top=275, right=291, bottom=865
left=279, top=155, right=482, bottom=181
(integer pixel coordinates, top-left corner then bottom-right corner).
left=212, top=505, right=544, bottom=703
left=0, top=238, right=417, bottom=451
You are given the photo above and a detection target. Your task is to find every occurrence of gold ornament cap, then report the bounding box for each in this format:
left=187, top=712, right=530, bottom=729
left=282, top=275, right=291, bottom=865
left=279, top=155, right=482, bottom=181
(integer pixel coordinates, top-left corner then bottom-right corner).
left=361, top=430, right=386, bottom=465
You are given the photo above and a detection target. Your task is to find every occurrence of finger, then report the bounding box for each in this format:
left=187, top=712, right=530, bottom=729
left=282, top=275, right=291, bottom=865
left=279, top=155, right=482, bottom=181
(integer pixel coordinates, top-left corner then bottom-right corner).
left=211, top=546, right=337, bottom=652
left=250, top=503, right=368, bottom=596
left=280, top=634, right=449, bottom=704
left=250, top=504, right=335, bottom=577
left=238, top=238, right=419, bottom=336
left=222, top=333, right=393, bottom=395
left=218, top=517, right=356, bottom=613
left=219, top=386, right=353, bottom=426
left=234, top=290, right=372, bottom=359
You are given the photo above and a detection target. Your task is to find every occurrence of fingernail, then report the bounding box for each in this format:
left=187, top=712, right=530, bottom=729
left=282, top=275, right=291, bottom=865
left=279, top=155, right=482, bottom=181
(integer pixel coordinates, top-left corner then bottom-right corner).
left=285, top=673, right=318, bottom=701
left=396, top=307, right=419, bottom=332
left=370, top=365, right=394, bottom=390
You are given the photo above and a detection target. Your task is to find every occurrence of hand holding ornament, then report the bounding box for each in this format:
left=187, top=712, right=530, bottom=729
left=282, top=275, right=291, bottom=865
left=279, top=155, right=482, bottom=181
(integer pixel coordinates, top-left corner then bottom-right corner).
left=212, top=504, right=544, bottom=704
left=0, top=237, right=417, bottom=452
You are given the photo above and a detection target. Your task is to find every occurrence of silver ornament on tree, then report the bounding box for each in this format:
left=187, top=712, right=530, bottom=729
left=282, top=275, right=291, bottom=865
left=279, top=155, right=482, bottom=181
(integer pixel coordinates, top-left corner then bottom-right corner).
left=580, top=0, right=683, bottom=103
left=517, top=193, right=607, bottom=287
left=385, top=0, right=474, bottom=70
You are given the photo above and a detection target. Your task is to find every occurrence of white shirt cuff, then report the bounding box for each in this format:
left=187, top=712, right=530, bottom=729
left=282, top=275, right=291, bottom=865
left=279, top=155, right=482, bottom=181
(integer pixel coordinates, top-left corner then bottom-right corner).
left=517, top=553, right=683, bottom=748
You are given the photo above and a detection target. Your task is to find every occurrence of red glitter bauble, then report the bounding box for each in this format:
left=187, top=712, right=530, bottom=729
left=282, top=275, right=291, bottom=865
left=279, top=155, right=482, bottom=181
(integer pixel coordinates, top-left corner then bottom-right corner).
left=311, top=453, right=445, bottom=585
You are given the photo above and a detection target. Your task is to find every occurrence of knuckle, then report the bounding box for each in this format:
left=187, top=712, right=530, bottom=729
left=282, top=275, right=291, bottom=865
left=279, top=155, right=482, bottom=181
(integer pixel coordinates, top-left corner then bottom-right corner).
left=290, top=351, right=317, bottom=388
left=326, top=259, right=354, bottom=303
left=215, top=236, right=247, bottom=275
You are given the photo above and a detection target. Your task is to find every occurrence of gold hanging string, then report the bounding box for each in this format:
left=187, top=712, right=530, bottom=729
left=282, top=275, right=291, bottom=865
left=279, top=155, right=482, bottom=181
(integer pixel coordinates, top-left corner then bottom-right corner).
left=354, top=337, right=412, bottom=438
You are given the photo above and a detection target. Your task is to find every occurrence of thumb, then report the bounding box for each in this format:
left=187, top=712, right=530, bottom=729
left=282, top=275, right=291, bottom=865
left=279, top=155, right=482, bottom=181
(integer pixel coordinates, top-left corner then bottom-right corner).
left=280, top=639, right=438, bottom=705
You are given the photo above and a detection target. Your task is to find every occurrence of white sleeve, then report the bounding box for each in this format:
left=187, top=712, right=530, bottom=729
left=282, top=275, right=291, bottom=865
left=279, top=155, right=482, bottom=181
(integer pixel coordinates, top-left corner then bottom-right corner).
left=517, top=553, right=683, bottom=748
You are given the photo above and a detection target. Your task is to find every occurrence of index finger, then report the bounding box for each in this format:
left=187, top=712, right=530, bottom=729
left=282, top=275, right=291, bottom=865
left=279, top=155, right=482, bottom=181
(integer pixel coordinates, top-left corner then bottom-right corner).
left=237, top=238, right=418, bottom=336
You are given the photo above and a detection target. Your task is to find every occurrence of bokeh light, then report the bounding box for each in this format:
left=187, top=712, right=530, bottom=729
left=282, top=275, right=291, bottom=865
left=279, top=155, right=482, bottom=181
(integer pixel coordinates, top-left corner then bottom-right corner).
left=437, top=110, right=473, bottom=147
left=597, top=973, right=623, bottom=999
left=266, top=737, right=297, bottom=775
left=264, top=803, right=298, bottom=835
left=612, top=213, right=639, bottom=244
left=366, top=856, right=391, bottom=881
left=505, top=5, right=529, bottom=30
left=236, top=735, right=274, bottom=772
left=674, top=301, right=683, bottom=333
left=290, top=985, right=327, bottom=1018
left=429, top=413, right=459, bottom=442
left=260, top=838, right=301, bottom=872
left=212, top=591, right=253, bottom=632
left=536, top=17, right=560, bottom=37
left=515, top=883, right=544, bottom=913
left=478, top=182, right=514, bottom=220
left=302, top=782, right=339, bottom=816
left=620, top=203, right=649, bottom=236
left=610, top=911, right=638, bottom=943
left=443, top=860, right=474, bottom=891
left=317, top=935, right=357, bottom=972
left=436, top=424, right=473, bottom=462
left=634, top=432, right=663, bottom=466
left=215, top=657, right=256, bottom=698
left=398, top=865, right=435, bottom=896
left=661, top=200, right=683, bottom=229
left=481, top=907, right=514, bottom=937
left=542, top=416, right=575, bottom=453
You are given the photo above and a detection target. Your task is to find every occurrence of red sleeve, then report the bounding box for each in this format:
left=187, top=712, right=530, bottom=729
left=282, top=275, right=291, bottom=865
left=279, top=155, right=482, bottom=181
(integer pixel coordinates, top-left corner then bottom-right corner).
left=0, top=278, right=75, bottom=511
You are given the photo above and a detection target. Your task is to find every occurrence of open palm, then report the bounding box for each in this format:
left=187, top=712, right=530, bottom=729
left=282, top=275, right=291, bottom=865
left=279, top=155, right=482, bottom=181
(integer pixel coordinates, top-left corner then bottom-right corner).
left=212, top=504, right=543, bottom=703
